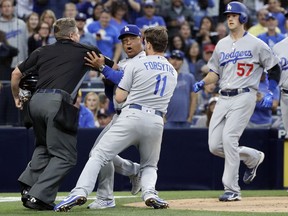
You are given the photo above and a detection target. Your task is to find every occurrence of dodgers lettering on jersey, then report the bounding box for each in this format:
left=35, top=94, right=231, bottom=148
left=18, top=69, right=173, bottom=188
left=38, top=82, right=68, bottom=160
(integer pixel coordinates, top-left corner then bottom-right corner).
left=219, top=49, right=253, bottom=66
left=143, top=61, right=175, bottom=75
left=208, top=33, right=279, bottom=90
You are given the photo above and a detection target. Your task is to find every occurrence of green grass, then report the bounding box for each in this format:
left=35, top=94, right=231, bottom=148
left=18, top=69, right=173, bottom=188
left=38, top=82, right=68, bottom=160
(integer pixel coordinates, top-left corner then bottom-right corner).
left=0, top=190, right=287, bottom=216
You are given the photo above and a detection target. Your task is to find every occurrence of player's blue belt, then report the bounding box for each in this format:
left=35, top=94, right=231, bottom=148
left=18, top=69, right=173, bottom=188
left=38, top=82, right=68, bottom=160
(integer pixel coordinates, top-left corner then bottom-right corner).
left=219, top=88, right=250, bottom=97
left=129, top=104, right=163, bottom=117
left=281, top=88, right=288, bottom=94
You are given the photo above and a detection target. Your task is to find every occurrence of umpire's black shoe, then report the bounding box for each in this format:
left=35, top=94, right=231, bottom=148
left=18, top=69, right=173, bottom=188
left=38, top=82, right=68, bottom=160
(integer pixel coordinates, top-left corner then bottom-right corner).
left=23, top=196, right=54, bottom=211
left=21, top=187, right=31, bottom=203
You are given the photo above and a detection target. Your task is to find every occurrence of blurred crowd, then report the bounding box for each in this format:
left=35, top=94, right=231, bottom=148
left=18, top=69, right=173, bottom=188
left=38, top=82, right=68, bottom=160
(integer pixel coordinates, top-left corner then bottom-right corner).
left=0, top=0, right=287, bottom=129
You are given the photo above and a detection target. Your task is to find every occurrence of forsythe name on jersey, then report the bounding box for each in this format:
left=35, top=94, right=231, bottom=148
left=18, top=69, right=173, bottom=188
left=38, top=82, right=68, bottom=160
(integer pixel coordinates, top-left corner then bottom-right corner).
left=220, top=49, right=253, bottom=66
left=144, top=61, right=175, bottom=75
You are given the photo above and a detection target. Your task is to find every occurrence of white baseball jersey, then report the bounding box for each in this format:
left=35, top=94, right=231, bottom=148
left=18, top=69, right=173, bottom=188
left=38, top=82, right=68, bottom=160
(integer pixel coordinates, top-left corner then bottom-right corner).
left=273, top=37, right=288, bottom=88
left=118, top=55, right=178, bottom=113
left=113, top=51, right=146, bottom=110
left=208, top=32, right=279, bottom=90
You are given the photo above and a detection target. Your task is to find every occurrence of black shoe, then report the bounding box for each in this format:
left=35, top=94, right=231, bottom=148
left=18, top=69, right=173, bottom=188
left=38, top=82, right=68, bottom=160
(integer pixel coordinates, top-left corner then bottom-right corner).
left=23, top=196, right=54, bottom=211
left=21, top=187, right=31, bottom=203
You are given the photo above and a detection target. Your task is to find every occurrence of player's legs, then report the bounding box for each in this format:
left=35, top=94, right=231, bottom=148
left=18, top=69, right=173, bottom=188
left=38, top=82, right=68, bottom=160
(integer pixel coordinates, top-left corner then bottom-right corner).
left=113, top=155, right=140, bottom=176
left=281, top=94, right=288, bottom=132
left=220, top=93, right=256, bottom=193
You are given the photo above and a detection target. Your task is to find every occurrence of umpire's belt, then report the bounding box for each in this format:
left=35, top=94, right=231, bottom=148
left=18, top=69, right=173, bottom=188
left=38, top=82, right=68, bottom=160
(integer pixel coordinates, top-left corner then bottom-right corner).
left=129, top=104, right=163, bottom=117
left=281, top=88, right=288, bottom=94
left=219, top=88, right=250, bottom=97
left=36, top=89, right=72, bottom=103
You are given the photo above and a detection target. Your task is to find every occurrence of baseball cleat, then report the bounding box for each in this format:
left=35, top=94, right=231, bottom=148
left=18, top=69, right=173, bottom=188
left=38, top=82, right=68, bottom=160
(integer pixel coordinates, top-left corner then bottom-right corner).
left=87, top=198, right=115, bottom=209
left=145, top=197, right=169, bottom=209
left=54, top=195, right=87, bottom=212
left=219, top=192, right=241, bottom=202
left=243, top=151, right=265, bottom=184
left=130, top=173, right=141, bottom=195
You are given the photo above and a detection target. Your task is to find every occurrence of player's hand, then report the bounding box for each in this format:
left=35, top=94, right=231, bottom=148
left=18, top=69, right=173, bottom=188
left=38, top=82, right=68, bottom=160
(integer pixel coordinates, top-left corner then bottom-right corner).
left=260, top=91, right=273, bottom=108
left=193, top=80, right=205, bottom=93
left=84, top=51, right=103, bottom=69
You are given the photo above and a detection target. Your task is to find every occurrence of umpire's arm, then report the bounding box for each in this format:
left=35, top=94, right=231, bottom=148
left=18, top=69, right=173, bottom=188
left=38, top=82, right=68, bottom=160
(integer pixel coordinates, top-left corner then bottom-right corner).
left=11, top=67, right=24, bottom=109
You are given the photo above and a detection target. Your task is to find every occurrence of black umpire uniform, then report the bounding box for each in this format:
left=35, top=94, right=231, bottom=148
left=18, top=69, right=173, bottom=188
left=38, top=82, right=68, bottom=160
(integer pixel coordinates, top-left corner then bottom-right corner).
left=11, top=18, right=113, bottom=210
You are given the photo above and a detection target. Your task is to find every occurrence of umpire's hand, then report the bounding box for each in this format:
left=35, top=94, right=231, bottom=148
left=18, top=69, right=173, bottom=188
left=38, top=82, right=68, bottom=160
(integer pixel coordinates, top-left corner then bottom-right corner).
left=85, top=51, right=104, bottom=70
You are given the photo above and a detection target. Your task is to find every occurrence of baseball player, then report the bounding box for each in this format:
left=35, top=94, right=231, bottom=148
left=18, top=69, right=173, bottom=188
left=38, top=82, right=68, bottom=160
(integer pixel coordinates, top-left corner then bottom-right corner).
left=273, top=37, right=288, bottom=137
left=193, top=1, right=281, bottom=201
left=54, top=26, right=177, bottom=212
left=77, top=25, right=145, bottom=209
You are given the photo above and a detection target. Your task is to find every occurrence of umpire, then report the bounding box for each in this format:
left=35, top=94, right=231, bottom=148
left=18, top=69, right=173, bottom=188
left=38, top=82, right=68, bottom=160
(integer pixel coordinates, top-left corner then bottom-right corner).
left=11, top=18, right=113, bottom=210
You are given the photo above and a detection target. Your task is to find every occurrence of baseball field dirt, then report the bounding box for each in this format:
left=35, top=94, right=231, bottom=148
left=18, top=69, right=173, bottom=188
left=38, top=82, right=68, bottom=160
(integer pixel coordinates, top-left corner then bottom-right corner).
left=125, top=197, right=288, bottom=212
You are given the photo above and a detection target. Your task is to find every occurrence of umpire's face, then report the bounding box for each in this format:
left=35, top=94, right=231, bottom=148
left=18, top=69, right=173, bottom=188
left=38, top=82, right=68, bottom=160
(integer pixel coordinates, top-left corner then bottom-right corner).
left=121, top=35, right=143, bottom=58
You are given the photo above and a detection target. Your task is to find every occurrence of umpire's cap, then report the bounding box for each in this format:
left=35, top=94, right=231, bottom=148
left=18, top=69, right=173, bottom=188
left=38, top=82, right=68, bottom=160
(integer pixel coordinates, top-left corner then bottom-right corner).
left=19, top=74, right=38, bottom=94
left=118, top=25, right=142, bottom=40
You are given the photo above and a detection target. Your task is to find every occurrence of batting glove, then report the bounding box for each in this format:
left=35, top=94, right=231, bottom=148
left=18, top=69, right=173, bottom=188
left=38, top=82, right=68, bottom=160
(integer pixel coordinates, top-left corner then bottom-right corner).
left=260, top=91, right=273, bottom=108
left=193, top=80, right=205, bottom=93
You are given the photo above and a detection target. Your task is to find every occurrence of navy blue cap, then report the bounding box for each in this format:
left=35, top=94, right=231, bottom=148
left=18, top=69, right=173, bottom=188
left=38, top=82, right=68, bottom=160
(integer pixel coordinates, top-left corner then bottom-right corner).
left=170, top=50, right=184, bottom=60
left=118, top=25, right=142, bottom=40
left=266, top=12, right=276, bottom=20
left=143, top=0, right=155, bottom=7
left=75, top=13, right=87, bottom=21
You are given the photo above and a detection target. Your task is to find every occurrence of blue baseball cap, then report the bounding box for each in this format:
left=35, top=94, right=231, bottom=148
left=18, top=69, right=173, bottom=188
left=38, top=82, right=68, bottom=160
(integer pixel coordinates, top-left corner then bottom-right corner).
left=118, top=25, right=142, bottom=40
left=266, top=12, right=276, bottom=21
left=75, top=13, right=87, bottom=21
left=170, top=50, right=184, bottom=60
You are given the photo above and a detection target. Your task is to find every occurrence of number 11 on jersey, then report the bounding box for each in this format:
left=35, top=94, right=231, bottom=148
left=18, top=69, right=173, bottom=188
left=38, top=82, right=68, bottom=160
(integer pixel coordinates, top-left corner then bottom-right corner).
left=154, top=75, right=167, bottom=97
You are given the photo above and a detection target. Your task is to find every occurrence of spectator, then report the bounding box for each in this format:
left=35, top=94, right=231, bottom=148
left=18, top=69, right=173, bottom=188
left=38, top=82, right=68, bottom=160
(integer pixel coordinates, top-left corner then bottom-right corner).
left=135, top=0, right=166, bottom=33
left=17, top=0, right=33, bottom=19
left=97, top=108, right=112, bottom=128
left=195, top=16, right=218, bottom=49
left=76, top=0, right=96, bottom=18
left=184, top=0, right=215, bottom=33
left=164, top=0, right=194, bottom=38
left=0, top=0, right=28, bottom=70
left=179, top=21, right=195, bottom=47
left=109, top=1, right=128, bottom=34
left=103, top=0, right=142, bottom=24
left=257, top=12, right=285, bottom=48
left=39, top=9, right=57, bottom=44
left=194, top=96, right=218, bottom=127
left=248, top=8, right=279, bottom=37
left=28, top=21, right=50, bottom=54
left=266, top=0, right=286, bottom=33
left=75, top=90, right=95, bottom=128
left=0, top=30, right=18, bottom=80
left=165, top=50, right=197, bottom=128
left=26, top=12, right=40, bottom=37
left=87, top=10, right=122, bottom=62
left=194, top=43, right=215, bottom=81
left=84, top=91, right=100, bottom=127
left=98, top=92, right=110, bottom=111
left=33, top=0, right=71, bottom=19
left=168, top=34, right=187, bottom=54
left=63, top=2, right=78, bottom=18
left=185, top=41, right=201, bottom=76
left=248, top=72, right=280, bottom=129
left=84, top=3, right=104, bottom=31
left=195, top=82, right=217, bottom=115
left=215, top=22, right=228, bottom=41
left=75, top=13, right=97, bottom=47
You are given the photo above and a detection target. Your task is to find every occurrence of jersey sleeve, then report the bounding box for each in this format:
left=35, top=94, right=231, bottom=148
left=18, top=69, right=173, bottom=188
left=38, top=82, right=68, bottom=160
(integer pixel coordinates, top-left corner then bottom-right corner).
left=118, top=61, right=134, bottom=92
left=207, top=46, right=220, bottom=75
left=18, top=48, right=40, bottom=75
left=259, top=40, right=279, bottom=70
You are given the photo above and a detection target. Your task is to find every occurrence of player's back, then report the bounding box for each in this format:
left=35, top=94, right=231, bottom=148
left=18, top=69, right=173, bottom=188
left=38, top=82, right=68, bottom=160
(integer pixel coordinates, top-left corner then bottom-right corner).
left=273, top=37, right=288, bottom=87
left=122, top=55, right=178, bottom=113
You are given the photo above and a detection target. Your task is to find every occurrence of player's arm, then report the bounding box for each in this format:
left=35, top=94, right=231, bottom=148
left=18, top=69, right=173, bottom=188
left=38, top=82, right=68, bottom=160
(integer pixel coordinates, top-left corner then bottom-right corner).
left=115, top=87, right=128, bottom=103
left=267, top=63, right=281, bottom=92
left=187, top=92, right=197, bottom=123
left=193, top=70, right=219, bottom=93
left=11, top=67, right=24, bottom=109
left=85, top=51, right=123, bottom=84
